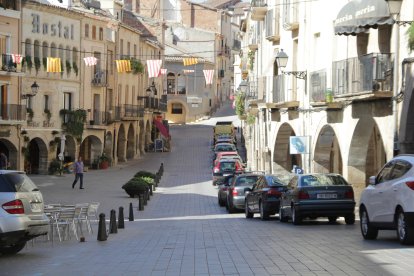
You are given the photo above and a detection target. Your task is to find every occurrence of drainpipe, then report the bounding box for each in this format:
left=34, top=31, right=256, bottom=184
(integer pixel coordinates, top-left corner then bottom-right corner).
left=392, top=19, right=400, bottom=157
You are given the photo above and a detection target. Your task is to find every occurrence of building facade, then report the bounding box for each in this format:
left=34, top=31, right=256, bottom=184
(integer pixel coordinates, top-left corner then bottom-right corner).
left=239, top=0, right=414, bottom=200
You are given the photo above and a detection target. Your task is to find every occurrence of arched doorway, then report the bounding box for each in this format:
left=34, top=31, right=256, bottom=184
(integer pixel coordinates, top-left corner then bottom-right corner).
left=314, top=125, right=343, bottom=174
left=0, top=139, right=18, bottom=170
left=26, top=138, right=48, bottom=174
left=80, top=135, right=103, bottom=168
left=348, top=119, right=386, bottom=200
left=117, top=124, right=126, bottom=162
left=126, top=124, right=135, bottom=159
left=273, top=123, right=302, bottom=173
left=56, top=135, right=77, bottom=163
left=399, top=86, right=414, bottom=154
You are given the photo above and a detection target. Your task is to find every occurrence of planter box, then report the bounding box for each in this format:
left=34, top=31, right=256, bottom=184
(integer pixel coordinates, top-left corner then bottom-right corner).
left=123, top=187, right=148, bottom=198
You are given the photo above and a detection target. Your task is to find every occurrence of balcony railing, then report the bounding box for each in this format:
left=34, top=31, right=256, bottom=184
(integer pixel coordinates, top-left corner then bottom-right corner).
left=0, top=104, right=26, bottom=121
left=88, top=111, right=114, bottom=125
left=310, top=69, right=327, bottom=102
left=91, top=70, right=107, bottom=86
left=283, top=0, right=299, bottom=30
left=251, top=0, right=267, bottom=21
left=0, top=54, right=24, bottom=74
left=266, top=9, right=281, bottom=42
left=0, top=0, right=17, bottom=10
left=332, top=53, right=393, bottom=97
left=123, top=104, right=144, bottom=118
left=248, top=27, right=258, bottom=50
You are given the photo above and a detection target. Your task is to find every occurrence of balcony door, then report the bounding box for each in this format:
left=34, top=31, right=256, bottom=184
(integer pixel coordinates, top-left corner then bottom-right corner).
left=93, top=94, right=100, bottom=124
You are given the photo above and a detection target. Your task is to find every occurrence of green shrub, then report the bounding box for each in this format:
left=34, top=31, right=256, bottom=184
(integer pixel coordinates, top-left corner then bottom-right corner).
left=48, top=159, right=62, bottom=175
left=122, top=177, right=150, bottom=198
left=134, top=170, right=156, bottom=179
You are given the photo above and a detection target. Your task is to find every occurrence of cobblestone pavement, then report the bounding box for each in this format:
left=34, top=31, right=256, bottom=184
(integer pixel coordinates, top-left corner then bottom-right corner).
left=1, top=103, right=414, bottom=275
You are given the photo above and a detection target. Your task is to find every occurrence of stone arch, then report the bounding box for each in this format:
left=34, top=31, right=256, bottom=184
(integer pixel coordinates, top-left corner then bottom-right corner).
left=117, top=124, right=126, bottom=162
left=348, top=118, right=386, bottom=199
left=0, top=139, right=18, bottom=170
left=273, top=123, right=302, bottom=173
left=126, top=123, right=135, bottom=159
left=314, top=125, right=343, bottom=174
left=80, top=135, right=103, bottom=167
left=26, top=138, right=48, bottom=174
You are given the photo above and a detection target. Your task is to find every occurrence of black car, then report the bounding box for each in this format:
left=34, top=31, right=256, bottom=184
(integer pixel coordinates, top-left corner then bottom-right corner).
left=217, top=174, right=235, bottom=207
left=279, top=173, right=356, bottom=225
left=245, top=174, right=293, bottom=220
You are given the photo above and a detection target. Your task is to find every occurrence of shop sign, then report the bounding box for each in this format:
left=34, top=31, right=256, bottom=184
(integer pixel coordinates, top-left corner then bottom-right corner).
left=187, top=97, right=202, bottom=104
left=31, top=13, right=75, bottom=40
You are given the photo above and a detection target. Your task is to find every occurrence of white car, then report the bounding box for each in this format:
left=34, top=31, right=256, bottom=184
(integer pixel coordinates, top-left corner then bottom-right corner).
left=359, top=155, right=414, bottom=245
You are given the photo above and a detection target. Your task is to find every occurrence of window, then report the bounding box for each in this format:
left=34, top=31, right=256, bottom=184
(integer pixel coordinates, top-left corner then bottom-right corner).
left=25, top=39, right=31, bottom=57
left=34, top=40, right=40, bottom=60
left=63, top=92, right=72, bottom=110
left=389, top=160, right=412, bottom=180
left=99, top=27, right=103, bottom=41
left=108, top=50, right=113, bottom=75
left=42, top=42, right=48, bottom=61
left=66, top=46, right=71, bottom=65
left=85, top=24, right=89, bottom=38
left=44, top=95, right=49, bottom=111
left=377, top=161, right=394, bottom=184
left=50, top=43, right=57, bottom=57
left=171, top=103, right=182, bottom=114
left=72, top=47, right=78, bottom=71
left=59, top=44, right=64, bottom=69
left=92, top=26, right=96, bottom=40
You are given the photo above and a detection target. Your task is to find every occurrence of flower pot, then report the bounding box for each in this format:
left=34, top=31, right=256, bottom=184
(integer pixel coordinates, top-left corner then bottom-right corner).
left=99, top=160, right=109, bottom=169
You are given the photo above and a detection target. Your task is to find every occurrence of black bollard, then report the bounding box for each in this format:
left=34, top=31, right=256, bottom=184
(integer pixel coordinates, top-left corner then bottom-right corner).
left=109, top=209, right=118, bottom=234
left=152, top=182, right=156, bottom=191
left=160, top=163, right=164, bottom=176
left=97, top=213, right=107, bottom=241
left=118, top=207, right=125, bottom=229
left=129, top=202, right=134, bottom=221
left=138, top=195, right=144, bottom=211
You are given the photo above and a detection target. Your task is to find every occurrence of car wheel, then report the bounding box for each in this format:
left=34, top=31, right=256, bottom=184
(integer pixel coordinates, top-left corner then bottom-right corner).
left=396, top=209, right=414, bottom=245
left=279, top=205, right=288, bottom=223
left=245, top=201, right=253, bottom=218
left=0, top=241, right=26, bottom=255
left=328, top=216, right=337, bottom=223
left=345, top=213, right=355, bottom=225
left=259, top=201, right=269, bottom=220
left=291, top=206, right=302, bottom=225
left=360, top=207, right=378, bottom=240
left=218, top=196, right=224, bottom=207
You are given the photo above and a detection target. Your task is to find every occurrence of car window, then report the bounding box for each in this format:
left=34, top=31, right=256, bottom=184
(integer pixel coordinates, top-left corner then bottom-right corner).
left=288, top=176, right=298, bottom=188
left=388, top=160, right=412, bottom=180
left=0, top=173, right=38, bottom=192
left=220, top=162, right=236, bottom=171
left=377, top=161, right=395, bottom=184
left=300, top=175, right=348, bottom=186
left=254, top=178, right=263, bottom=190
left=235, top=175, right=260, bottom=186
left=266, top=176, right=286, bottom=187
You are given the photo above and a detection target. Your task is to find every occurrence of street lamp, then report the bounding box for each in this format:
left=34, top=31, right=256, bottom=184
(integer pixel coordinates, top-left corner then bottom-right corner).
left=238, top=80, right=249, bottom=94
left=385, top=0, right=403, bottom=15
left=275, top=49, right=307, bottom=80
left=21, top=81, right=39, bottom=99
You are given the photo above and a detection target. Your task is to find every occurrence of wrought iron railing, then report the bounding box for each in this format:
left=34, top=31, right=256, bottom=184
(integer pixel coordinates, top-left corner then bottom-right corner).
left=309, top=69, right=327, bottom=102
left=0, top=104, right=26, bottom=121
left=91, top=70, right=107, bottom=86
left=332, top=53, right=393, bottom=96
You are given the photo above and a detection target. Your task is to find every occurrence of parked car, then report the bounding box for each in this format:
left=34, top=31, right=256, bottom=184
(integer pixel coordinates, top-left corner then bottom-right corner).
left=245, top=174, right=293, bottom=220
left=212, top=143, right=238, bottom=161
left=212, top=159, right=244, bottom=186
left=213, top=153, right=244, bottom=167
left=279, top=173, right=355, bottom=225
left=359, top=155, right=414, bottom=245
left=218, top=174, right=235, bottom=207
left=226, top=173, right=263, bottom=213
left=0, top=170, right=49, bottom=255
left=212, top=151, right=238, bottom=167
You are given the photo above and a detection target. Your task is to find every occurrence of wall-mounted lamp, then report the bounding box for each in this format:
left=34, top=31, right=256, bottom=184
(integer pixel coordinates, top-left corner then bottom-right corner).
left=275, top=49, right=307, bottom=80
left=237, top=80, right=249, bottom=94
left=21, top=82, right=39, bottom=99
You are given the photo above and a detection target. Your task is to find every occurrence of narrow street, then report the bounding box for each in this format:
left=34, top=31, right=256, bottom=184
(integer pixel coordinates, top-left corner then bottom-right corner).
left=1, top=103, right=413, bottom=276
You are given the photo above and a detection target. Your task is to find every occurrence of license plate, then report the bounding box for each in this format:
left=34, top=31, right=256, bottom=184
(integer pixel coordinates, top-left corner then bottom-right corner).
left=317, top=193, right=337, bottom=199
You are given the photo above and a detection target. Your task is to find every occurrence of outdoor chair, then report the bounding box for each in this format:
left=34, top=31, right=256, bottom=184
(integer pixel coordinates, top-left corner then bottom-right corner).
left=51, top=207, right=78, bottom=242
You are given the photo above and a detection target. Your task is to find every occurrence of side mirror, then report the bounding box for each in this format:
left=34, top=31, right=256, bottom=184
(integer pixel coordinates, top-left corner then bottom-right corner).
left=369, top=176, right=377, bottom=185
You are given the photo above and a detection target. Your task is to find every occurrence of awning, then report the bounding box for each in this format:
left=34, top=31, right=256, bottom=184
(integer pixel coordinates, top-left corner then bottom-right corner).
left=334, top=0, right=394, bottom=36
left=153, top=119, right=170, bottom=139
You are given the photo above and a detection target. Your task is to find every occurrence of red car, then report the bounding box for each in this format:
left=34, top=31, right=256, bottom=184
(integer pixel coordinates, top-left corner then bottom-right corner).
left=212, top=159, right=244, bottom=185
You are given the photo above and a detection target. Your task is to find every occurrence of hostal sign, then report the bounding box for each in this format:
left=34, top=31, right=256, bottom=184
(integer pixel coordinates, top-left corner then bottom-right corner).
left=31, top=13, right=74, bottom=40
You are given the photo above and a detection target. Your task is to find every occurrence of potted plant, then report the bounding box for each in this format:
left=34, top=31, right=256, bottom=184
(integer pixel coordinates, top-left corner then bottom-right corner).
left=134, top=170, right=156, bottom=179
left=122, top=177, right=150, bottom=198
left=98, top=153, right=110, bottom=169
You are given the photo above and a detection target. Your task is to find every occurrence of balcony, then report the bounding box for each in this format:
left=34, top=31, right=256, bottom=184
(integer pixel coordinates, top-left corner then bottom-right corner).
left=251, top=0, right=267, bottom=21
left=232, top=39, right=241, bottom=51
left=87, top=111, right=114, bottom=127
left=91, top=70, right=107, bottom=86
left=282, top=0, right=299, bottom=31
left=0, top=104, right=26, bottom=123
left=332, top=53, right=393, bottom=101
left=310, top=69, right=327, bottom=103
left=0, top=54, right=25, bottom=77
left=270, top=75, right=299, bottom=109
left=265, top=9, right=280, bottom=43
left=248, top=33, right=258, bottom=51
left=121, top=104, right=144, bottom=120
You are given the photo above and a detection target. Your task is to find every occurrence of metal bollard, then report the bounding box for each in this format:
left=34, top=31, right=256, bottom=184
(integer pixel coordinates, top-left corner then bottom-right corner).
left=149, top=184, right=153, bottom=195
left=109, top=209, right=118, bottom=234
left=138, top=195, right=144, bottom=210
left=97, top=213, right=107, bottom=241
left=129, top=202, right=134, bottom=221
left=118, top=207, right=125, bottom=229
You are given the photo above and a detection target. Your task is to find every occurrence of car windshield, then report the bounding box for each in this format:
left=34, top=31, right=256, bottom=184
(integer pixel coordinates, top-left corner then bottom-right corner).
left=220, top=162, right=236, bottom=172
left=235, top=175, right=259, bottom=186
left=300, top=175, right=348, bottom=187
left=0, top=173, right=38, bottom=192
left=267, top=176, right=287, bottom=186
left=215, top=144, right=236, bottom=152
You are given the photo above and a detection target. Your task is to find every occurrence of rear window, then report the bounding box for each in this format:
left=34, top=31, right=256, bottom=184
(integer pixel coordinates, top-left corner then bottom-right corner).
left=300, top=175, right=348, bottom=187
left=215, top=145, right=236, bottom=152
left=0, top=173, right=38, bottom=192
left=220, top=162, right=236, bottom=171
left=266, top=176, right=287, bottom=186
left=235, top=175, right=259, bottom=186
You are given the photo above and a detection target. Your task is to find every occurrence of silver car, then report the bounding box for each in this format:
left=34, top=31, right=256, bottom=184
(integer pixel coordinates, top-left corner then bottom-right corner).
left=0, top=171, right=49, bottom=254
left=226, top=173, right=263, bottom=213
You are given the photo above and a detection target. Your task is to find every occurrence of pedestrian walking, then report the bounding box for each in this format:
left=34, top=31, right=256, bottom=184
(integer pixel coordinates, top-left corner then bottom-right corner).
left=0, top=151, right=8, bottom=170
left=72, top=156, right=84, bottom=189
